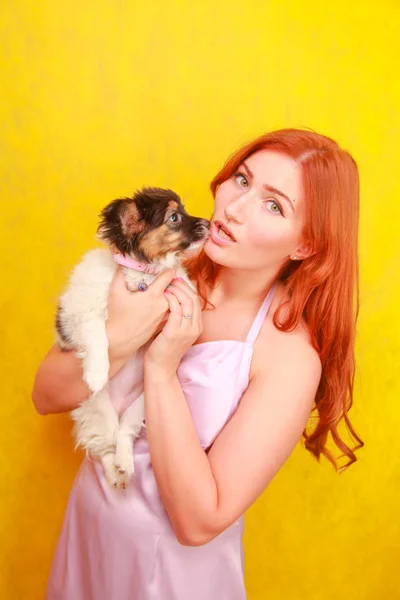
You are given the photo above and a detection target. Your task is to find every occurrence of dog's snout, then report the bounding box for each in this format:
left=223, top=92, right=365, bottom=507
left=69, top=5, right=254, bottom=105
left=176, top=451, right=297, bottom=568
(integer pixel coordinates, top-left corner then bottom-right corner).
left=193, top=218, right=210, bottom=240
left=199, top=218, right=210, bottom=229
left=194, top=218, right=210, bottom=233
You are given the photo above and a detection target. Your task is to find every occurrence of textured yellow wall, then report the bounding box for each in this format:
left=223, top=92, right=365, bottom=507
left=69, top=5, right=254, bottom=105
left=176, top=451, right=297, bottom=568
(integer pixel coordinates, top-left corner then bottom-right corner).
left=1, top=1, right=399, bottom=598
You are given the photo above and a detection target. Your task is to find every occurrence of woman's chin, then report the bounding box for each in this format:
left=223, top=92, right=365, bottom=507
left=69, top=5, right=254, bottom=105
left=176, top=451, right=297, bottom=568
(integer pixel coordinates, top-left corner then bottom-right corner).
left=203, top=239, right=219, bottom=259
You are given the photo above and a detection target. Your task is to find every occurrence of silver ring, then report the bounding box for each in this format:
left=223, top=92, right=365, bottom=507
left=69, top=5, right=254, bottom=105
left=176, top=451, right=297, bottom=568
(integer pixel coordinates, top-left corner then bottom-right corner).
left=182, top=313, right=193, bottom=319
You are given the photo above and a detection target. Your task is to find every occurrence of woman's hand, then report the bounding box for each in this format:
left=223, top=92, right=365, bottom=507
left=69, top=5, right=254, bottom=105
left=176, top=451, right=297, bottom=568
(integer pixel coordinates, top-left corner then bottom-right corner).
left=144, top=279, right=203, bottom=379
left=107, top=267, right=176, bottom=372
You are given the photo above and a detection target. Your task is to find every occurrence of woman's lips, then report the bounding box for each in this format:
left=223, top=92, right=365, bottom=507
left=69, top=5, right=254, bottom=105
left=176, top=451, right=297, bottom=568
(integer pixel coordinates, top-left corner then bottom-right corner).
left=209, top=222, right=237, bottom=246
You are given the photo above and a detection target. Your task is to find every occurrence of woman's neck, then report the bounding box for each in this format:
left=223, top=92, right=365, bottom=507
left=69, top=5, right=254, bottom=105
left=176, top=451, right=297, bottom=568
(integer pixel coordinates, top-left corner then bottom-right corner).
left=209, top=266, right=278, bottom=306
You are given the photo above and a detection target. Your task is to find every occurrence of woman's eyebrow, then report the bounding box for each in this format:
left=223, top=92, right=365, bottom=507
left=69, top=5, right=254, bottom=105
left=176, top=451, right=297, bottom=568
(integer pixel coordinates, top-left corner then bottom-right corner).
left=263, top=184, right=295, bottom=210
left=241, top=162, right=295, bottom=210
left=241, top=162, right=254, bottom=179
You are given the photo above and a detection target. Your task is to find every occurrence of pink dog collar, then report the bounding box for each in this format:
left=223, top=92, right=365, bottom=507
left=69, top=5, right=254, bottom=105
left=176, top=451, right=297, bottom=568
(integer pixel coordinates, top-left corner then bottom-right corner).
left=112, top=253, right=159, bottom=275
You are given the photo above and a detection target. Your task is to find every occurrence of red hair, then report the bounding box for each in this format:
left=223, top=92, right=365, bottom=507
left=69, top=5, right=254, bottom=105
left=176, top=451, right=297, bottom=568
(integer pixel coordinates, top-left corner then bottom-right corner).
left=187, top=128, right=363, bottom=470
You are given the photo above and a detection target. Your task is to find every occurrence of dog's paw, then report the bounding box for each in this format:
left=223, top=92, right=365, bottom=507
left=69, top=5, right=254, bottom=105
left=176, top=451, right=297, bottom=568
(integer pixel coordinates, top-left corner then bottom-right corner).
left=105, top=462, right=133, bottom=491
left=82, top=349, right=110, bottom=393
left=110, top=466, right=132, bottom=491
left=83, top=369, right=108, bottom=394
left=113, top=445, right=135, bottom=490
left=100, top=449, right=135, bottom=491
left=101, top=453, right=125, bottom=490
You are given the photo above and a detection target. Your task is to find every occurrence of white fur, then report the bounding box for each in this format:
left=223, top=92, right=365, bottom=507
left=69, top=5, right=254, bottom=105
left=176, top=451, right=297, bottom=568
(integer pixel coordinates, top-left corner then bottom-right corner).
left=57, top=247, right=192, bottom=489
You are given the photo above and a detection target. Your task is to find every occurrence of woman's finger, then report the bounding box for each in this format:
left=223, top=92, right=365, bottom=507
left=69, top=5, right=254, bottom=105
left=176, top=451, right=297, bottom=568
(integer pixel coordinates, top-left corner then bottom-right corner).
left=165, top=286, right=194, bottom=323
left=148, top=269, right=177, bottom=295
left=167, top=281, right=199, bottom=309
left=163, top=291, right=183, bottom=330
left=168, top=278, right=198, bottom=300
left=169, top=279, right=202, bottom=317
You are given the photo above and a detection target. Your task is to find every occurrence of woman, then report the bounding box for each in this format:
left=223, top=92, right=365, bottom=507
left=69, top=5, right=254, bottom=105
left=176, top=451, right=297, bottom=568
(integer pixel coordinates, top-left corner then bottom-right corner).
left=33, top=128, right=363, bottom=600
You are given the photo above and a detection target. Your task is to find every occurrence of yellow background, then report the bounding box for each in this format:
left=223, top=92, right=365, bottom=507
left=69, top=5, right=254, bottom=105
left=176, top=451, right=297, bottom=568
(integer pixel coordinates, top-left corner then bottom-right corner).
left=1, top=1, right=399, bottom=598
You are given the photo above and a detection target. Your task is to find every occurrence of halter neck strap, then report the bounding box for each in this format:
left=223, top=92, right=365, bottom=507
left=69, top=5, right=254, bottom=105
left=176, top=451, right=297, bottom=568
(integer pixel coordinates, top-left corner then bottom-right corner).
left=245, top=281, right=279, bottom=346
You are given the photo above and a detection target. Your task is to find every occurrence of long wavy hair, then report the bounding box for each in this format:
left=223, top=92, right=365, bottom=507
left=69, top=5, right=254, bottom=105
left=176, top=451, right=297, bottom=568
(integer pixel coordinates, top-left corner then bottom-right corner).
left=186, top=128, right=363, bottom=470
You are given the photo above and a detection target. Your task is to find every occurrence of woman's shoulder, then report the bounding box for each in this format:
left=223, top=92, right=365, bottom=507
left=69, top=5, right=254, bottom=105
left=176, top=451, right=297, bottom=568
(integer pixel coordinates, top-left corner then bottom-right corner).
left=251, top=283, right=321, bottom=381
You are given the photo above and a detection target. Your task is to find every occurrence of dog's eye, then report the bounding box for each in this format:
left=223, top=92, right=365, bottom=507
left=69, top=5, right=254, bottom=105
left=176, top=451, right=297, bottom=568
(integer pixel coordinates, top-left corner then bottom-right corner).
left=169, top=213, right=181, bottom=223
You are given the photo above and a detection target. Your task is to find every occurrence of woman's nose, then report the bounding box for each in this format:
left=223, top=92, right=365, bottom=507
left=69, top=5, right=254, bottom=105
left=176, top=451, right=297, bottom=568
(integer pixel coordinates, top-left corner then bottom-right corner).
left=224, top=192, right=250, bottom=223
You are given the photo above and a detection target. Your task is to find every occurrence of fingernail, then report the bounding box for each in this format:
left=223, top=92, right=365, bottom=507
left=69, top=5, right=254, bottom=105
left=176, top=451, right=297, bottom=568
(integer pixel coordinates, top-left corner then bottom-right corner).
left=173, top=277, right=185, bottom=282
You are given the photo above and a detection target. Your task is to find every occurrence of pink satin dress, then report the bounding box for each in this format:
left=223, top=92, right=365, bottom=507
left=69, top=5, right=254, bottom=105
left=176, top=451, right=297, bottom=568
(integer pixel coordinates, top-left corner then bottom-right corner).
left=46, top=283, right=278, bottom=600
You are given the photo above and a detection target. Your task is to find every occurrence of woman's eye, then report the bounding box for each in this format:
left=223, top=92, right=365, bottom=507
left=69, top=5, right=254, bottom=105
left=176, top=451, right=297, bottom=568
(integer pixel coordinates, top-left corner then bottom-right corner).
left=266, top=200, right=283, bottom=215
left=169, top=213, right=180, bottom=223
left=233, top=173, right=249, bottom=188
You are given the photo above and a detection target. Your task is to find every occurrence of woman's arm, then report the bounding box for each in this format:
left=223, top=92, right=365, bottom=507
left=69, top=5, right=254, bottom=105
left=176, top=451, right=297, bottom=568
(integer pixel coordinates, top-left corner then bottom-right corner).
left=32, top=345, right=90, bottom=414
left=31, top=344, right=131, bottom=415
left=32, top=268, right=175, bottom=415
left=144, top=324, right=321, bottom=547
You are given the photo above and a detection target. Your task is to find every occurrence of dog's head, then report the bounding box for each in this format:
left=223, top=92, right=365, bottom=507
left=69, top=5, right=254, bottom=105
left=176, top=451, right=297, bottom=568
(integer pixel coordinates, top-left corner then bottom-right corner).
left=98, top=187, right=209, bottom=263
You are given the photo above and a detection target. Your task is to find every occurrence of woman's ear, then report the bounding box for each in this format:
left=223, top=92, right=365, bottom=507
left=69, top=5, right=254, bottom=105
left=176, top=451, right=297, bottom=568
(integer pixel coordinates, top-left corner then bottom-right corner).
left=292, top=240, right=314, bottom=261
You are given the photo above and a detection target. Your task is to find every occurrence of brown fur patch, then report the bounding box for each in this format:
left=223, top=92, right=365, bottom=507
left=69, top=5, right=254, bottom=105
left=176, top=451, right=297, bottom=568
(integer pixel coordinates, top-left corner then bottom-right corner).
left=168, top=200, right=179, bottom=211
left=121, top=202, right=143, bottom=235
left=140, top=226, right=186, bottom=260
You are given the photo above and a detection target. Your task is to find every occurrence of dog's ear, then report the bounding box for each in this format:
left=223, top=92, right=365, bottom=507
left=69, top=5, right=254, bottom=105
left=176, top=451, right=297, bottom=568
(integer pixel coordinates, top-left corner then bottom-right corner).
left=119, top=200, right=144, bottom=235
left=97, top=197, right=144, bottom=242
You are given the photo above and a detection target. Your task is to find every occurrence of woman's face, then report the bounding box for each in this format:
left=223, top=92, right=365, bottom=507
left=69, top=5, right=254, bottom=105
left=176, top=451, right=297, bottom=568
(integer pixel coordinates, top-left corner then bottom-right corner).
left=204, top=150, right=307, bottom=272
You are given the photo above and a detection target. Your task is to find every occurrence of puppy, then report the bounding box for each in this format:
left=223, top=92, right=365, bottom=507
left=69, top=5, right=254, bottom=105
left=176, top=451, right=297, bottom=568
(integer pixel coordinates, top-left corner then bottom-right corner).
left=56, top=187, right=209, bottom=489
